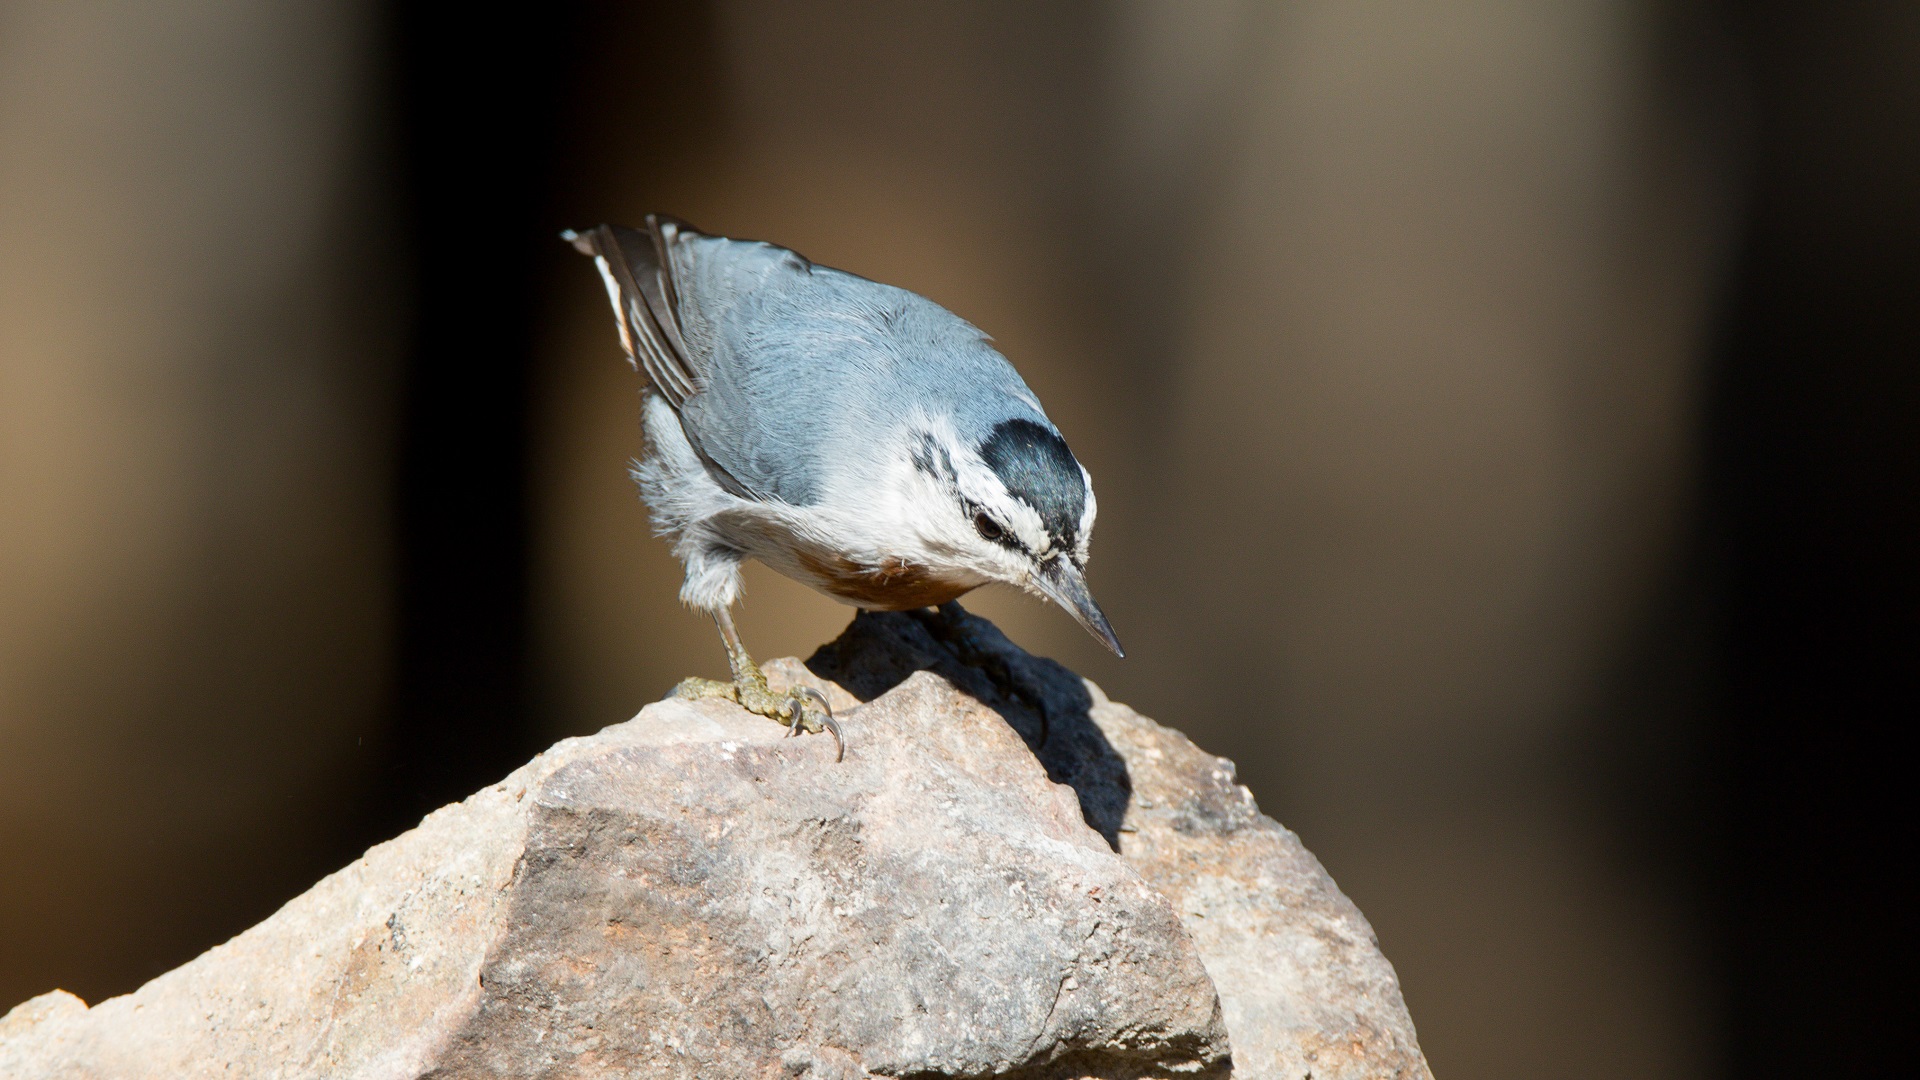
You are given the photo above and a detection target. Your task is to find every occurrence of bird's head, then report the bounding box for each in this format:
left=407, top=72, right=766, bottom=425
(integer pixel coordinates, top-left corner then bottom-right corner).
left=902, top=416, right=1122, bottom=657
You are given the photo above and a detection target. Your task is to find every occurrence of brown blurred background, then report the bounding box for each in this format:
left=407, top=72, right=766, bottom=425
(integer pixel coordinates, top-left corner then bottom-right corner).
left=2, top=2, right=1913, bottom=1077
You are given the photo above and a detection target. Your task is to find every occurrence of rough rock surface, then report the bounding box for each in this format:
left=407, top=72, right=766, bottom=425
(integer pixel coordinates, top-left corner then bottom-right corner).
left=0, top=608, right=1430, bottom=1080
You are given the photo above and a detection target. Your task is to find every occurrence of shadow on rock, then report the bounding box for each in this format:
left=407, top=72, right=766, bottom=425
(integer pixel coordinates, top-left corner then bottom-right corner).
left=806, top=602, right=1132, bottom=849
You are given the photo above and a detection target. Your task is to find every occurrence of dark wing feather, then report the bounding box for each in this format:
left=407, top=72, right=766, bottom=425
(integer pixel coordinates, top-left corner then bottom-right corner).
left=565, top=217, right=701, bottom=406
left=565, top=216, right=758, bottom=499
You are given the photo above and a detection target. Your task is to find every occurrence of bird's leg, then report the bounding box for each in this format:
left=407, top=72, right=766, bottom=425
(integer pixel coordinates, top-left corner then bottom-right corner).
left=673, top=607, right=843, bottom=760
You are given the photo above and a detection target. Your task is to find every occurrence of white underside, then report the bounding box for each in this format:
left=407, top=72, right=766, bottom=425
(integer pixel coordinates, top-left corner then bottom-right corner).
left=633, top=393, right=1003, bottom=614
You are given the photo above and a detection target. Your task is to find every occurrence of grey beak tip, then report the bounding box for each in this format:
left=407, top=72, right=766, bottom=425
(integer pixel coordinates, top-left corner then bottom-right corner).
left=1034, top=560, right=1125, bottom=658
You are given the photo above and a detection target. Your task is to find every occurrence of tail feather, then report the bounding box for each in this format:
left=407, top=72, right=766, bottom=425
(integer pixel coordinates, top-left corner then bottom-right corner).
left=562, top=217, right=703, bottom=407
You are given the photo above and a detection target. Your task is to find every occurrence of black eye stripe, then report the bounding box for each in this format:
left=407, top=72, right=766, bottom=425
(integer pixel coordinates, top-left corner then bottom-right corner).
left=963, top=501, right=1023, bottom=551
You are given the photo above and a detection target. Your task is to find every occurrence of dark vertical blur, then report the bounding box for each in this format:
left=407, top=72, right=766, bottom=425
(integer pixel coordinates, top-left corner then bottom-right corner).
left=376, top=4, right=588, bottom=828
left=1707, top=4, right=1919, bottom=1075
left=2, top=4, right=1915, bottom=1078
left=375, top=0, right=726, bottom=831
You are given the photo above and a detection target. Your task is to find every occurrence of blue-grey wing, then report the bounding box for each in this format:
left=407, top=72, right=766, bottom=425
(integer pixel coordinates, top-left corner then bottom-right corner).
left=569, top=217, right=1046, bottom=506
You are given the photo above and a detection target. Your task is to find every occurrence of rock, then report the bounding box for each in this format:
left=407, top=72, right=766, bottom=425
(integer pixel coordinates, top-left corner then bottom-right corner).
left=0, top=607, right=1429, bottom=1080
left=808, top=609, right=1432, bottom=1080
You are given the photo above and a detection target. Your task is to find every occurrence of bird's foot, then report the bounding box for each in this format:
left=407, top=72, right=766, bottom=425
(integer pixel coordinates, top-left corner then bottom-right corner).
left=673, top=662, right=844, bottom=762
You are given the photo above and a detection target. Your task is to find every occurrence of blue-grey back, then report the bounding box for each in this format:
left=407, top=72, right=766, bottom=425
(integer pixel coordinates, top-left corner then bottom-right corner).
left=669, top=233, right=1053, bottom=506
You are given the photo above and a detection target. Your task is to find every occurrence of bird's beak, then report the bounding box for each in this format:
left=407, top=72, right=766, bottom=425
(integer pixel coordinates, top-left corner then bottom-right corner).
left=1033, top=559, right=1125, bottom=658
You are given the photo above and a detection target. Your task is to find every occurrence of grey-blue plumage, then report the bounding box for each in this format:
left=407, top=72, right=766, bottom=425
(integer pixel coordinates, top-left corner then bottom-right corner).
left=588, top=220, right=1064, bottom=514
left=564, top=215, right=1119, bottom=756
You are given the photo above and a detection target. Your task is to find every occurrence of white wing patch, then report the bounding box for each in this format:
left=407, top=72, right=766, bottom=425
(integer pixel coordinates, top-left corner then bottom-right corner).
left=591, top=255, right=638, bottom=367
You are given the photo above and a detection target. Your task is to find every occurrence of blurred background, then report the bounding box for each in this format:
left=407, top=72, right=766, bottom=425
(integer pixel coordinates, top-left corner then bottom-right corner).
left=1, top=2, right=1912, bottom=1076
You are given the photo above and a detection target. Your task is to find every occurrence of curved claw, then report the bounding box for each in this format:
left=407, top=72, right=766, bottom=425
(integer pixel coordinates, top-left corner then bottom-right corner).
left=793, top=684, right=833, bottom=719
left=786, top=685, right=845, bottom=762
left=820, top=712, right=845, bottom=762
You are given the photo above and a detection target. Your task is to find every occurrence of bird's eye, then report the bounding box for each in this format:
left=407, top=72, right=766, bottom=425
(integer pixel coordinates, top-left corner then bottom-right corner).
left=973, top=512, right=1006, bottom=543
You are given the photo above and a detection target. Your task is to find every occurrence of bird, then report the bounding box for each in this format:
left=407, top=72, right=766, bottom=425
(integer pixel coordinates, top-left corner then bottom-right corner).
left=563, top=215, right=1120, bottom=760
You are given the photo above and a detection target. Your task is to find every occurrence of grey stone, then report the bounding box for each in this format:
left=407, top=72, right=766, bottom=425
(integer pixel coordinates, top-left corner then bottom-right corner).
left=0, top=608, right=1429, bottom=1080
left=807, top=609, right=1432, bottom=1080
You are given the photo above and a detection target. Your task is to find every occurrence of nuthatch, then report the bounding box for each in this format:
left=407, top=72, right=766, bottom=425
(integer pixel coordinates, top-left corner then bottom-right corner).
left=565, top=216, right=1119, bottom=759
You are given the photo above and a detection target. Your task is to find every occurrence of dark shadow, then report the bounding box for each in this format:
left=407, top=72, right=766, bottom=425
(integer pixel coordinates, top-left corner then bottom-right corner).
left=805, top=603, right=1133, bottom=849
